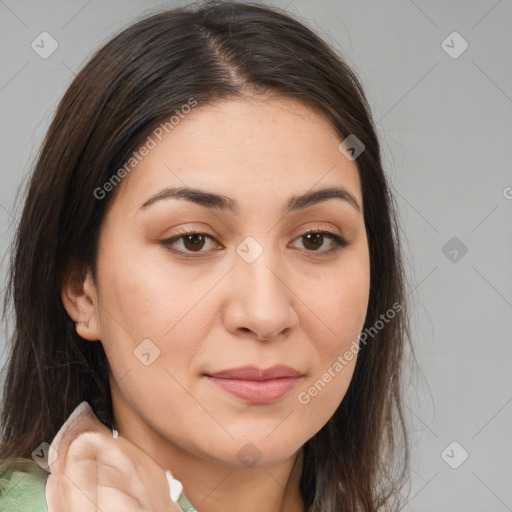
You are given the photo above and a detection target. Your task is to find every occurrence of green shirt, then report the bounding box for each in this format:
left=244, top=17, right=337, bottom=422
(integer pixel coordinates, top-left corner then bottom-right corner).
left=0, top=460, right=197, bottom=511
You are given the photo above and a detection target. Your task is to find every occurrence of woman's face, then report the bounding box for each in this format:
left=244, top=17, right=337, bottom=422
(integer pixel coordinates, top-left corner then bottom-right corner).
left=79, top=97, right=370, bottom=469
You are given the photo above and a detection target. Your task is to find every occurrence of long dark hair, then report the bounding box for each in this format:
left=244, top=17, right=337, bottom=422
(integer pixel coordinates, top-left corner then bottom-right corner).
left=0, top=1, right=413, bottom=510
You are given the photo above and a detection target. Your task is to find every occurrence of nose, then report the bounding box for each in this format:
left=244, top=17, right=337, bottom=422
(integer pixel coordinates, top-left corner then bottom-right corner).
left=222, top=243, right=299, bottom=341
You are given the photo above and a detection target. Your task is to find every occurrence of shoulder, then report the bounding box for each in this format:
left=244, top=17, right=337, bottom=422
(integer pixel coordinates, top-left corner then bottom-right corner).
left=0, top=459, right=49, bottom=512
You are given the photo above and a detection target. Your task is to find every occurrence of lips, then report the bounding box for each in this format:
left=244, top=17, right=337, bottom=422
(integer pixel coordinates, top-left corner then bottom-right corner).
left=205, top=365, right=303, bottom=380
left=204, top=365, right=304, bottom=404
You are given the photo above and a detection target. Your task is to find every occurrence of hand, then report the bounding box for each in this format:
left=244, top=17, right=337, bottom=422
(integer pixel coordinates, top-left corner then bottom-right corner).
left=45, top=402, right=183, bottom=512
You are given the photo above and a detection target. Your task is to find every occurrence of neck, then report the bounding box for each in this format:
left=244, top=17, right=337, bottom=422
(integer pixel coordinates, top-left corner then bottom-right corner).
left=177, top=447, right=305, bottom=512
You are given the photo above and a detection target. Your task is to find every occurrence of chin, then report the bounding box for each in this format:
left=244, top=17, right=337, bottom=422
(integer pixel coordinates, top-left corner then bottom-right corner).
left=209, top=437, right=302, bottom=468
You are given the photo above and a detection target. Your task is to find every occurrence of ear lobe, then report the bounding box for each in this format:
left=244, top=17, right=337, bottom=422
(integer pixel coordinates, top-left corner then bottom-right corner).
left=61, top=263, right=101, bottom=341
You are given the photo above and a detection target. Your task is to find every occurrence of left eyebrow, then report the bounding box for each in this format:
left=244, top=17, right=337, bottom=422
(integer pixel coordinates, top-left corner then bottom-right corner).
left=138, top=185, right=362, bottom=215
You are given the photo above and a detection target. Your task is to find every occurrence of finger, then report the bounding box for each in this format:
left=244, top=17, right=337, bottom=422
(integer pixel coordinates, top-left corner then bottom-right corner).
left=64, top=431, right=147, bottom=505
left=47, top=471, right=140, bottom=512
left=46, top=431, right=146, bottom=512
left=47, top=471, right=101, bottom=512
left=49, top=401, right=111, bottom=474
left=47, top=431, right=185, bottom=512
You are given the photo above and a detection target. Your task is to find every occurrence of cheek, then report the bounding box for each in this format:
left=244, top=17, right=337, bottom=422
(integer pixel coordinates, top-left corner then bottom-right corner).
left=297, top=356, right=357, bottom=433
left=295, top=252, right=369, bottom=423
left=97, top=237, right=202, bottom=332
left=304, top=254, right=369, bottom=355
left=95, top=245, right=212, bottom=385
left=296, top=300, right=363, bottom=435
left=97, top=256, right=208, bottom=433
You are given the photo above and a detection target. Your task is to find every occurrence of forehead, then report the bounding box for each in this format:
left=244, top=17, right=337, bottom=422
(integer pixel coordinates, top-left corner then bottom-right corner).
left=110, top=97, right=363, bottom=215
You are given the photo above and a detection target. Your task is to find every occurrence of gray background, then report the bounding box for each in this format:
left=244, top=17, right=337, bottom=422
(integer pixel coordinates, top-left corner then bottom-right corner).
left=1, top=1, right=511, bottom=511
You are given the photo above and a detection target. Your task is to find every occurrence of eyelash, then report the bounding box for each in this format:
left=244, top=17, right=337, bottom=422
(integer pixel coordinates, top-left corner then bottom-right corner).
left=160, top=228, right=349, bottom=258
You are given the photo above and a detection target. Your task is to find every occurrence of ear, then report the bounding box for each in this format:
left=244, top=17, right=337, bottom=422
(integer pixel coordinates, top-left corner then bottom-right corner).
left=61, top=262, right=102, bottom=341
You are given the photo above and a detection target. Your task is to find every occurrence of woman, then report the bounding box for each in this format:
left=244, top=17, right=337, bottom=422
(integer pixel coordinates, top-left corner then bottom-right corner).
left=0, top=1, right=412, bottom=510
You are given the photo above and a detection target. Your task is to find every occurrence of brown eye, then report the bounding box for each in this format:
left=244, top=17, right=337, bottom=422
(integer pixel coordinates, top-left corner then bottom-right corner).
left=182, top=233, right=207, bottom=251
left=292, top=230, right=348, bottom=254
left=161, top=231, right=218, bottom=256
left=302, top=232, right=324, bottom=251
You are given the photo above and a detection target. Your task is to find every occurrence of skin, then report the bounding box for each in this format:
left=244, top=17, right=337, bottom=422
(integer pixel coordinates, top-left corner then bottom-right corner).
left=62, top=96, right=371, bottom=512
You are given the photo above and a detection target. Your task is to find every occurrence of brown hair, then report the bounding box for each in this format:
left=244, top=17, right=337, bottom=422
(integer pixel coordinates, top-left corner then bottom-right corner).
left=0, top=1, right=413, bottom=510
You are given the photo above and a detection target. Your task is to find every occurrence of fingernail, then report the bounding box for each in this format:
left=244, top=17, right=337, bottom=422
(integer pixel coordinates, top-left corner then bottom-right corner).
left=165, top=470, right=183, bottom=502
